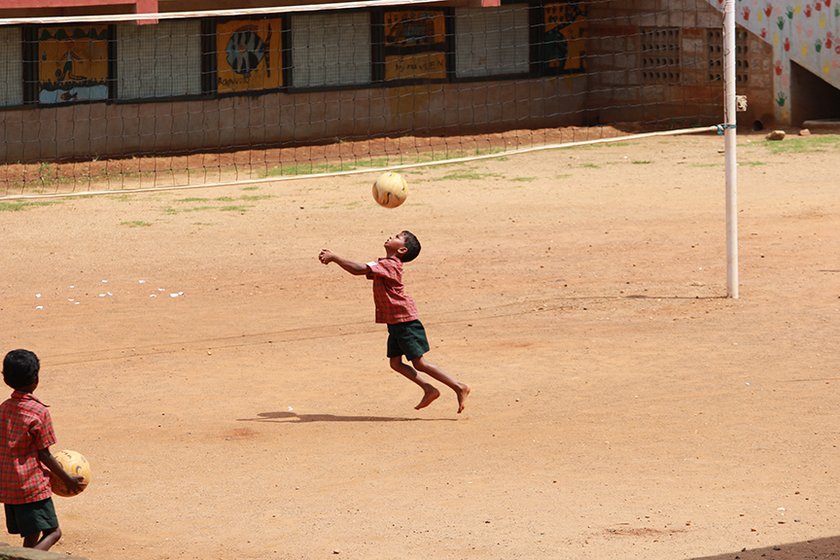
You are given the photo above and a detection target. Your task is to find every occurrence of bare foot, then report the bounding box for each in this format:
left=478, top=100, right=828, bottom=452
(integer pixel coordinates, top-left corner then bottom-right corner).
left=415, top=386, right=440, bottom=410
left=456, top=384, right=471, bottom=413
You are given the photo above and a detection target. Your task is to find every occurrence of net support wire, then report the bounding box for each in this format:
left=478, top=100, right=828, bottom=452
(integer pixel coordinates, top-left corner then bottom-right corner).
left=0, top=0, right=446, bottom=26
left=0, top=125, right=719, bottom=202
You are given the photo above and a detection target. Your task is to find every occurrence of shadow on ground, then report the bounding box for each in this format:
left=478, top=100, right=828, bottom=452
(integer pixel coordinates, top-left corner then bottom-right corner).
left=238, top=411, right=456, bottom=423
left=694, top=536, right=840, bottom=560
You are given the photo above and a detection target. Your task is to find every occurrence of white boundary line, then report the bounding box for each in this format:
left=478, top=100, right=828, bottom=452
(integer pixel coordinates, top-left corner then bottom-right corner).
left=0, top=126, right=719, bottom=202
left=0, top=0, right=447, bottom=26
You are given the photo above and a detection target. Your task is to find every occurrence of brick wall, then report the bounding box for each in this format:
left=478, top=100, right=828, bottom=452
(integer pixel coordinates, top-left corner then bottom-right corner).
left=0, top=77, right=587, bottom=162
left=586, top=0, right=775, bottom=128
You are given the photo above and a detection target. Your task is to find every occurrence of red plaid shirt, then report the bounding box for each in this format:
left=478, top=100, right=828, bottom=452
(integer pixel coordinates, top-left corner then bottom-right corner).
left=366, top=256, right=420, bottom=324
left=0, top=392, right=56, bottom=504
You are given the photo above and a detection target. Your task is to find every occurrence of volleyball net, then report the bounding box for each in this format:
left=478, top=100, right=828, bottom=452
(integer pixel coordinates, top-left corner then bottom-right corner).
left=0, top=0, right=732, bottom=198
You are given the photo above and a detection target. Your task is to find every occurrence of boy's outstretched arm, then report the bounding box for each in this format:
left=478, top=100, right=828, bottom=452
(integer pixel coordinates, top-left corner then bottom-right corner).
left=319, top=249, right=368, bottom=276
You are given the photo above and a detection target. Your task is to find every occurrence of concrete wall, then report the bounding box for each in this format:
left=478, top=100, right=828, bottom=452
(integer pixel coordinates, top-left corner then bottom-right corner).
left=0, top=76, right=587, bottom=163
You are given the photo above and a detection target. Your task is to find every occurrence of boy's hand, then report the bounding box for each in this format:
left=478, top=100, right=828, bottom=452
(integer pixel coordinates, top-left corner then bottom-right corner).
left=318, top=251, right=368, bottom=275
left=319, top=249, right=335, bottom=264
left=39, top=448, right=87, bottom=496
left=63, top=475, right=86, bottom=496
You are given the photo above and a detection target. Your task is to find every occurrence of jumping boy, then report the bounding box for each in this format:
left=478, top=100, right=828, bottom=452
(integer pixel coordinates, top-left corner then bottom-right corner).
left=319, top=230, right=470, bottom=413
left=0, top=349, right=84, bottom=551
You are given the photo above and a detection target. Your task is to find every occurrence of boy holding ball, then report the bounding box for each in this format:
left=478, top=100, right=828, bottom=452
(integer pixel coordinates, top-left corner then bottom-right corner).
left=0, top=349, right=84, bottom=550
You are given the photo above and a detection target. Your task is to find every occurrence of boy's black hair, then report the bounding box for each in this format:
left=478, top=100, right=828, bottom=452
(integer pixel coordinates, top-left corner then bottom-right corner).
left=3, top=349, right=40, bottom=390
left=400, top=230, right=421, bottom=262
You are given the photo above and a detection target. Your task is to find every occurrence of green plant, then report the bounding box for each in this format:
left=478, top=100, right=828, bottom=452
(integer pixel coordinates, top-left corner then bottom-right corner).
left=262, top=147, right=511, bottom=179
left=440, top=171, right=503, bottom=180
left=765, top=134, right=840, bottom=154
left=38, top=163, right=56, bottom=186
left=164, top=205, right=216, bottom=215
left=0, top=200, right=59, bottom=212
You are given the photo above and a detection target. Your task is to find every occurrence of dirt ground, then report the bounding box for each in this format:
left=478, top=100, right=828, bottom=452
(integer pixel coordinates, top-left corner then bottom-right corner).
left=0, top=131, right=838, bottom=560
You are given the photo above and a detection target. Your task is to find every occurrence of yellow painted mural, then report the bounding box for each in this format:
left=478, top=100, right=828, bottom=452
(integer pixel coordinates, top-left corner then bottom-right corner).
left=217, top=18, right=282, bottom=93
left=38, top=26, right=109, bottom=104
left=544, top=2, right=587, bottom=72
left=385, top=52, right=447, bottom=81
left=384, top=10, right=446, bottom=47
left=383, top=10, right=447, bottom=81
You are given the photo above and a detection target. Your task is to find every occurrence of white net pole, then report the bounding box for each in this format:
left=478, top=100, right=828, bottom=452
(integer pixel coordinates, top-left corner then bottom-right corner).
left=723, top=0, right=739, bottom=299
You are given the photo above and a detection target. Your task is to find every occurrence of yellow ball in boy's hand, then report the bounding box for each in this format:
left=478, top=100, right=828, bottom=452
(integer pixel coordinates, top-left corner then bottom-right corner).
left=50, top=449, right=91, bottom=497
left=372, top=171, right=408, bottom=208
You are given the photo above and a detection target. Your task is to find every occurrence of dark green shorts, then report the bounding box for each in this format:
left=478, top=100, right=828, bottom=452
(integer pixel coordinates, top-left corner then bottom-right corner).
left=387, top=320, right=430, bottom=360
left=5, top=498, right=58, bottom=536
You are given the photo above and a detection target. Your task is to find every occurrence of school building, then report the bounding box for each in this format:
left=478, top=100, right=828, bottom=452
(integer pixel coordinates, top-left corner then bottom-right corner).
left=0, top=0, right=838, bottom=164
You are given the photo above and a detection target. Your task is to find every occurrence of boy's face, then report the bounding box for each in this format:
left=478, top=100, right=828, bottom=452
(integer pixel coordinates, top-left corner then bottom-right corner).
left=384, top=232, right=407, bottom=257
